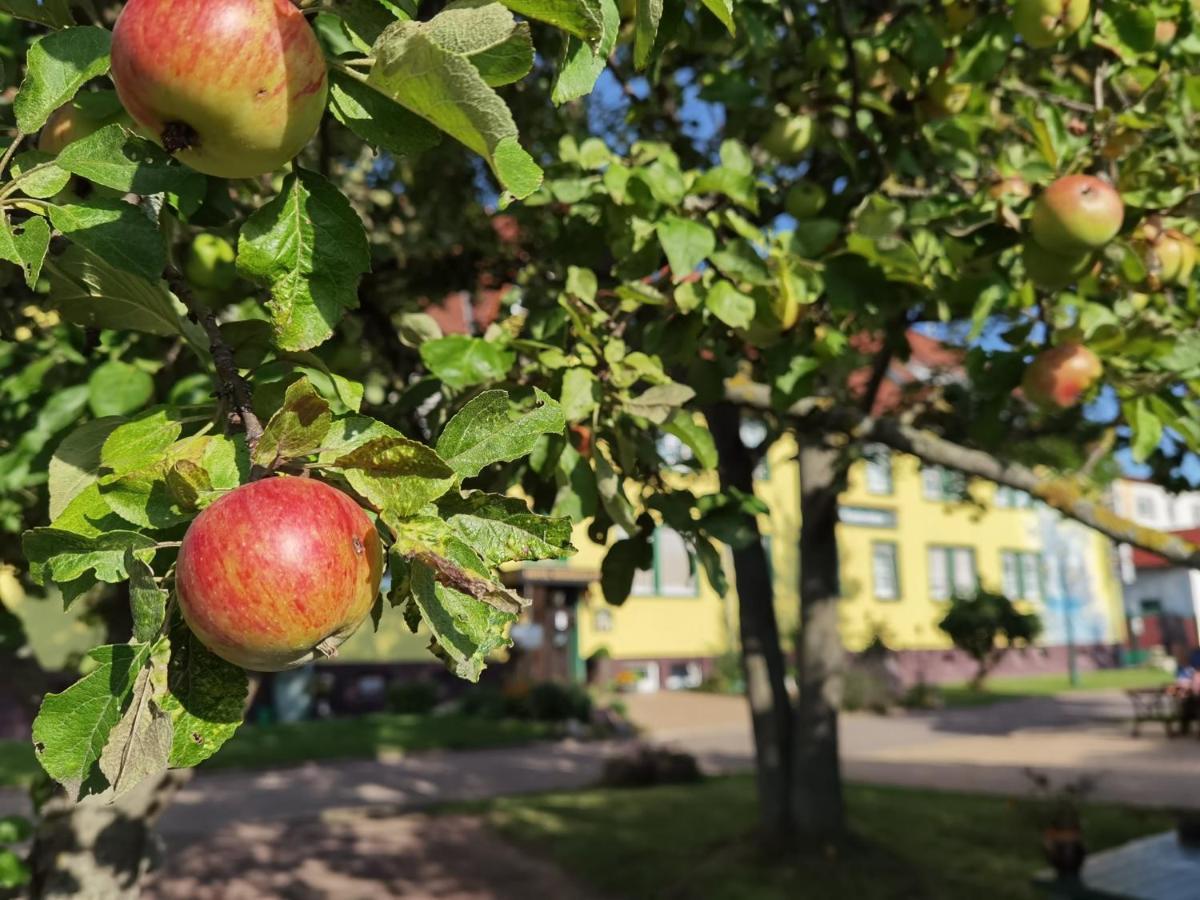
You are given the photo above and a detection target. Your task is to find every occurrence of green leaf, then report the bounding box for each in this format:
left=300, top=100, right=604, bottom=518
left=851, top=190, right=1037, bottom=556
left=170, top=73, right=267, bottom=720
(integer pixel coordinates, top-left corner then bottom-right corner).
left=237, top=169, right=370, bottom=352
left=409, top=555, right=518, bottom=682
left=13, top=26, right=111, bottom=133
left=501, top=0, right=603, bottom=41
left=88, top=361, right=155, bottom=417
left=96, top=644, right=173, bottom=801
left=552, top=0, right=619, bottom=104
left=126, top=551, right=167, bottom=643
left=56, top=124, right=206, bottom=204
left=161, top=615, right=247, bottom=768
left=165, top=459, right=213, bottom=511
left=424, top=1, right=534, bottom=86
left=656, top=215, right=715, bottom=281
left=420, top=335, right=516, bottom=390
left=1128, top=398, right=1162, bottom=464
left=662, top=409, right=717, bottom=469
left=31, top=643, right=150, bottom=797
left=561, top=367, right=600, bottom=423
left=437, top=389, right=567, bottom=479
left=253, top=376, right=333, bottom=469
left=0, top=816, right=32, bottom=844
left=101, top=407, right=185, bottom=476
left=369, top=15, right=544, bottom=198
left=0, top=0, right=88, bottom=28
left=698, top=0, right=735, bottom=33
left=0, top=214, right=51, bottom=288
left=24, top=529, right=156, bottom=594
left=0, top=850, right=30, bottom=892
left=48, top=417, right=125, bottom=520
left=625, top=383, right=696, bottom=424
left=44, top=245, right=194, bottom=339
left=706, top=279, right=756, bottom=328
left=592, top=439, right=638, bottom=533
left=328, top=71, right=442, bottom=158
left=601, top=533, right=653, bottom=605
left=9, top=150, right=72, bottom=198
left=438, top=492, right=575, bottom=566
left=100, top=436, right=210, bottom=529
left=333, top=436, right=456, bottom=515
left=633, top=0, right=663, bottom=69
left=49, top=198, right=167, bottom=282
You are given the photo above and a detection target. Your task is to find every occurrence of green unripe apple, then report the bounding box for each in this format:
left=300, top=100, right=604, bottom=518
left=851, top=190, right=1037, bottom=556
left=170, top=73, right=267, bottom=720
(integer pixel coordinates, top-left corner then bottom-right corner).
left=1030, top=175, right=1124, bottom=255
left=923, top=74, right=973, bottom=118
left=785, top=182, right=827, bottom=219
left=38, top=102, right=114, bottom=155
left=185, top=234, right=238, bottom=294
left=761, top=108, right=814, bottom=163
left=1012, top=0, right=1089, bottom=49
left=1023, top=239, right=1093, bottom=289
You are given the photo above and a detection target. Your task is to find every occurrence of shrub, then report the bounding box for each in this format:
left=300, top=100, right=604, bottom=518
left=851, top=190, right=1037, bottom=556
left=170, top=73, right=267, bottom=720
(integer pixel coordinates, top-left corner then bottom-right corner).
left=386, top=680, right=439, bottom=715
left=528, top=681, right=592, bottom=722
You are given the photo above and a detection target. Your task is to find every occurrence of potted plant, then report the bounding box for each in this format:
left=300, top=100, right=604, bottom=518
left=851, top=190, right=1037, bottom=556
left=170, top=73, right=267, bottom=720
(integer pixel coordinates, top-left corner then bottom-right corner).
left=1020, top=769, right=1100, bottom=879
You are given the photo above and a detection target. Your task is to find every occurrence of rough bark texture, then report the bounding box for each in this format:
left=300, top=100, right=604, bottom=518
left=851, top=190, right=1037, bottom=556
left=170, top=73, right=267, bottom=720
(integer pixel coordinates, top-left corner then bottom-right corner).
left=28, top=770, right=192, bottom=900
left=708, top=404, right=796, bottom=846
left=792, top=437, right=847, bottom=839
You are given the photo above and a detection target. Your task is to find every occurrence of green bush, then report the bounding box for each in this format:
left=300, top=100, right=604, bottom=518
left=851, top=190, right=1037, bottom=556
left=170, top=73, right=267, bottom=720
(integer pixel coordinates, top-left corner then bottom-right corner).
left=528, top=682, right=592, bottom=722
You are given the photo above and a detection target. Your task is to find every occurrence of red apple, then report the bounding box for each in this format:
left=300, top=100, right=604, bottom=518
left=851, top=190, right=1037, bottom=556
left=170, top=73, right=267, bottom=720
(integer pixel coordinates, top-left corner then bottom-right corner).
left=1022, top=343, right=1102, bottom=410
left=176, top=477, right=383, bottom=671
left=1030, top=175, right=1124, bottom=255
left=111, top=0, right=328, bottom=179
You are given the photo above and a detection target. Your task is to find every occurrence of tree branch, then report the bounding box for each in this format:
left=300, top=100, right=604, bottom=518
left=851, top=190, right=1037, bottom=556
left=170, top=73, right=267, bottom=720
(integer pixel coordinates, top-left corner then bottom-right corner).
left=170, top=276, right=264, bottom=449
left=724, top=379, right=1200, bottom=569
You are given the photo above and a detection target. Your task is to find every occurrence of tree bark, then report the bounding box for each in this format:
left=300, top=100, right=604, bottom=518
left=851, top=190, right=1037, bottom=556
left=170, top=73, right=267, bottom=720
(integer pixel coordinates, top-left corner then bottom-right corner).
left=707, top=404, right=796, bottom=848
left=792, top=436, right=847, bottom=840
left=28, top=770, right=192, bottom=900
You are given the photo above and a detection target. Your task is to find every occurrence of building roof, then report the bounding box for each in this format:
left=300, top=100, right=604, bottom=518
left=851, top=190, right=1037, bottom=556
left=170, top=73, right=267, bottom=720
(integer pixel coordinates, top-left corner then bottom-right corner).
left=1130, top=528, right=1200, bottom=569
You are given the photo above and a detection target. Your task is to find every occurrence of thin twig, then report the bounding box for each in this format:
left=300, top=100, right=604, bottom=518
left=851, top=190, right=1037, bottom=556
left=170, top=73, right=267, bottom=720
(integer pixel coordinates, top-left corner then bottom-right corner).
left=0, top=131, right=25, bottom=182
left=170, top=274, right=265, bottom=449
left=1006, top=82, right=1095, bottom=114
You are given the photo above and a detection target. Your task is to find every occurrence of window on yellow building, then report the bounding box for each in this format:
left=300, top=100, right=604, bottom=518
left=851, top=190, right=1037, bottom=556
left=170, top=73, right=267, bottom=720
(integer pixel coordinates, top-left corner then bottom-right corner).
left=921, top=465, right=966, bottom=501
left=995, top=486, right=1034, bottom=509
left=864, top=445, right=893, bottom=495
left=928, top=546, right=977, bottom=600
left=1000, top=550, right=1044, bottom=601
left=872, top=542, right=900, bottom=600
left=630, top=528, right=699, bottom=598
left=593, top=608, right=614, bottom=632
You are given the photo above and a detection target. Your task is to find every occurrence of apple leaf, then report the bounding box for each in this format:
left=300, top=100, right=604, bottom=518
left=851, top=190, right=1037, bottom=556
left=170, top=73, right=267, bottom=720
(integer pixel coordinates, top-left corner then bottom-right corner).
left=424, top=2, right=534, bottom=87
left=699, top=0, right=735, bottom=33
left=125, top=551, right=167, bottom=644
left=419, top=335, right=516, bottom=391
left=253, top=376, right=333, bottom=469
left=624, top=382, right=696, bottom=424
left=31, top=643, right=150, bottom=799
left=0, top=0, right=91, bottom=28
left=633, top=0, right=663, bottom=70
left=331, top=435, right=456, bottom=516
left=328, top=71, right=442, bottom=158
left=43, top=245, right=199, bottom=340
left=407, top=551, right=521, bottom=682
left=237, top=169, right=370, bottom=352
left=500, top=0, right=604, bottom=43
left=656, top=215, right=716, bottom=281
left=592, top=438, right=639, bottom=533
left=368, top=12, right=543, bottom=199
left=438, top=492, right=576, bottom=567
left=99, top=435, right=211, bottom=529
left=49, top=199, right=167, bottom=282
left=662, top=409, right=718, bottom=470
left=23, top=529, right=156, bottom=594
left=0, top=214, right=51, bottom=288
left=100, top=407, right=187, bottom=476
left=55, top=125, right=206, bottom=210
left=161, top=614, right=247, bottom=769
left=13, top=26, right=110, bottom=133
left=437, top=389, right=567, bottom=479
left=705, top=279, right=756, bottom=329
left=7, top=150, right=72, bottom=199
left=48, top=417, right=126, bottom=521
left=552, top=0, right=619, bottom=105
left=95, top=642, right=172, bottom=802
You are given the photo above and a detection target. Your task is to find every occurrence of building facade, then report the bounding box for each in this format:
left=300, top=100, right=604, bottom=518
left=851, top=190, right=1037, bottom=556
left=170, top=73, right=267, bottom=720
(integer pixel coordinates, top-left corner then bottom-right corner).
left=337, top=434, right=1130, bottom=690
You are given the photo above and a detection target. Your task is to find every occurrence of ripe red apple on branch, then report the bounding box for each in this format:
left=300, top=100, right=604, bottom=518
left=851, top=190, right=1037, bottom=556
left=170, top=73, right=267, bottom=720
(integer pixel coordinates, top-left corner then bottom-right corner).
left=1030, top=175, right=1124, bottom=256
left=110, top=0, right=328, bottom=178
left=176, top=477, right=384, bottom=671
left=1022, top=342, right=1103, bottom=410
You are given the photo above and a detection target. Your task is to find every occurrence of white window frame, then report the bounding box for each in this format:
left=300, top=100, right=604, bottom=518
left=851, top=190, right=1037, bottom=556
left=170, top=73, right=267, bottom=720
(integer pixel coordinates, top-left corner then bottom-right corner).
left=864, top=445, right=893, bottom=496
left=929, top=545, right=977, bottom=601
left=872, top=541, right=900, bottom=600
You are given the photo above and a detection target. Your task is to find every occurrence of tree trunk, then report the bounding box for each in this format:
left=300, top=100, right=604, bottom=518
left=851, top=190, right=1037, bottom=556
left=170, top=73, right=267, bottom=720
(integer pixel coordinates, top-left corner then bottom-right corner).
left=707, top=404, right=796, bottom=848
left=28, top=770, right=192, bottom=899
left=792, top=436, right=847, bottom=840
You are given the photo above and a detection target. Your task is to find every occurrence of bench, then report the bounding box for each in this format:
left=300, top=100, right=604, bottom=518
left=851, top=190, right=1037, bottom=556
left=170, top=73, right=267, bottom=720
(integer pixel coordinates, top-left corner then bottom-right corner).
left=1125, top=688, right=1182, bottom=737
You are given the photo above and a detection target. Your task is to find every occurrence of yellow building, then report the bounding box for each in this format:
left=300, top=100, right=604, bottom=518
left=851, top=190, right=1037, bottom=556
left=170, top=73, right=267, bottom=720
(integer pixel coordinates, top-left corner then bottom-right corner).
left=338, top=436, right=1129, bottom=687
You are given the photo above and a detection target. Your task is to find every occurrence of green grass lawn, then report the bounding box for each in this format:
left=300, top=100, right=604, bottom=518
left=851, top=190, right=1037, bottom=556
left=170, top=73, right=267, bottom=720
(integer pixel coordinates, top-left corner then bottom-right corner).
left=0, top=713, right=555, bottom=787
left=484, top=777, right=1172, bottom=900
left=938, top=667, right=1174, bottom=709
